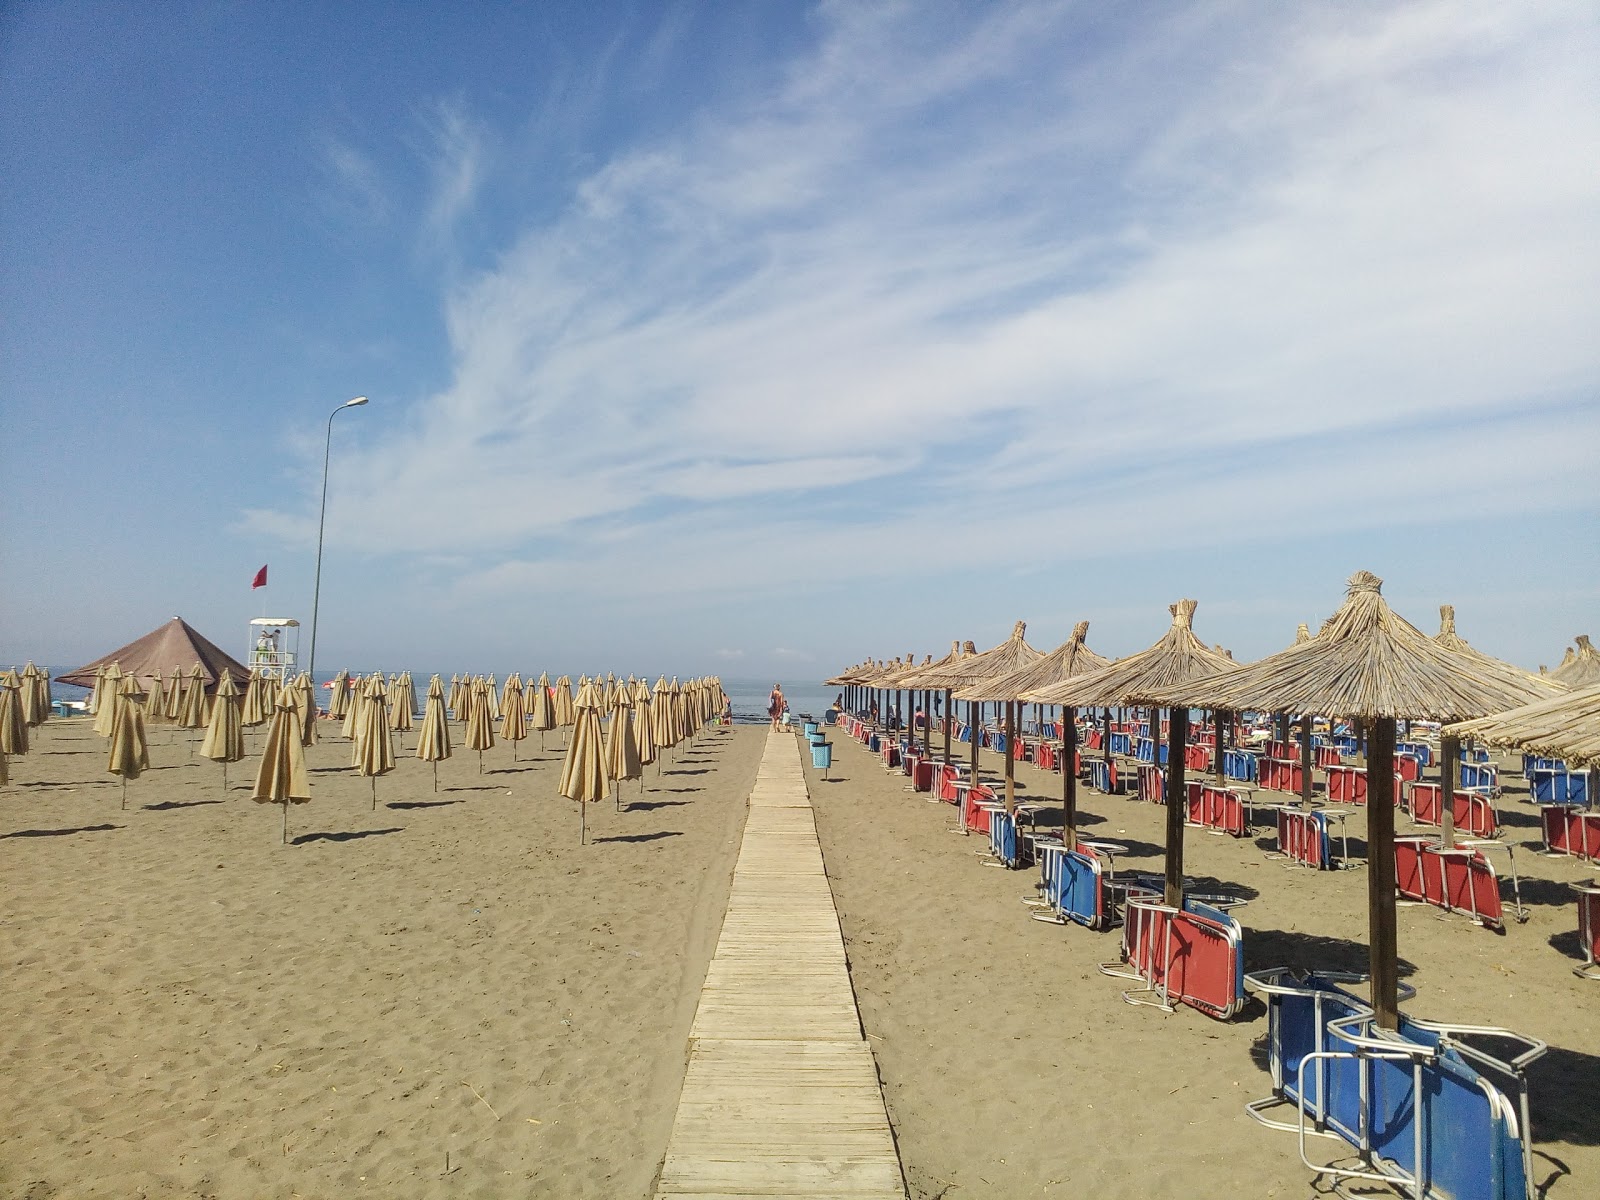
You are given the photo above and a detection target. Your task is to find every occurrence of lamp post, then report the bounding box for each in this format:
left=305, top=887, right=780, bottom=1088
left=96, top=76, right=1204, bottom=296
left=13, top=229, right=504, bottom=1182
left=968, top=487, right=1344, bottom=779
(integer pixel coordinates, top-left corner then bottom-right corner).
left=306, top=396, right=369, bottom=703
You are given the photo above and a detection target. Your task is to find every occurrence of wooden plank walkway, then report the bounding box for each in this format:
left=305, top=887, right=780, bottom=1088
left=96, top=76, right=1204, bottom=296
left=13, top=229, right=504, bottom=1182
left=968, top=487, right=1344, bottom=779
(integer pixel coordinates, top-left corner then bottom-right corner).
left=654, top=729, right=906, bottom=1200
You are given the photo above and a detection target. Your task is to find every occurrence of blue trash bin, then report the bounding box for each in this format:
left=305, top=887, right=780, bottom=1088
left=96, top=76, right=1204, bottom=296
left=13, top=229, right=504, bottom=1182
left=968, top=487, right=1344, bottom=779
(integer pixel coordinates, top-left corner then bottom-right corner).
left=803, top=722, right=818, bottom=739
left=810, top=740, right=832, bottom=778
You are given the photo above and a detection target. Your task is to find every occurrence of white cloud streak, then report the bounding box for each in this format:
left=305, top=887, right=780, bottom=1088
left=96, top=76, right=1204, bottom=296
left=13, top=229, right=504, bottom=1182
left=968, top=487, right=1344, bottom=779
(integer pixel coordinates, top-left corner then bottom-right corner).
left=250, top=0, right=1600, bottom=614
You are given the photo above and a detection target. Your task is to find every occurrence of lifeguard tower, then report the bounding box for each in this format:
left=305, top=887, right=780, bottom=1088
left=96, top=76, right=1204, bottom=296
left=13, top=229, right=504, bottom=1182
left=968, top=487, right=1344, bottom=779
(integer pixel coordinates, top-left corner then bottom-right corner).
left=248, top=618, right=300, bottom=682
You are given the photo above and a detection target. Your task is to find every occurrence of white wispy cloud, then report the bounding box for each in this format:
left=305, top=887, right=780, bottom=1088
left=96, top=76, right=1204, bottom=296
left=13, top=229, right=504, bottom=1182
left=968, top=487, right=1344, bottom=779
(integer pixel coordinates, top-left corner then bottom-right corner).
left=251, top=0, right=1600, bottom=610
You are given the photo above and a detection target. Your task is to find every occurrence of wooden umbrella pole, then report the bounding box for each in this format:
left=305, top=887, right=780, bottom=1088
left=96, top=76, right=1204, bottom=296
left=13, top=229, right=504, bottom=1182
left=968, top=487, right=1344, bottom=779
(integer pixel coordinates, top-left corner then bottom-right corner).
left=1003, top=700, right=1016, bottom=815
left=121, top=778, right=127, bottom=810
left=371, top=776, right=377, bottom=811
left=1367, top=717, right=1400, bottom=1030
left=282, top=800, right=288, bottom=845
left=1162, top=707, right=1189, bottom=908
left=1062, top=706, right=1078, bottom=849
left=433, top=761, right=438, bottom=793
left=942, top=689, right=952, bottom=762
left=580, top=798, right=587, bottom=845
left=1299, top=714, right=1314, bottom=809
left=478, top=750, right=483, bottom=775
left=1439, top=732, right=1460, bottom=849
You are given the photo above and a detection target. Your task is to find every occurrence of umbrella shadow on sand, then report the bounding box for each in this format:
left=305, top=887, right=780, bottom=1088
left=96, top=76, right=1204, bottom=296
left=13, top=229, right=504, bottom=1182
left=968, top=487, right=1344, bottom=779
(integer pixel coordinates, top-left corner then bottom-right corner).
left=625, top=800, right=690, bottom=812
left=291, top=827, right=403, bottom=845
left=443, top=784, right=498, bottom=793
left=592, top=830, right=683, bottom=844
left=1, top=823, right=122, bottom=838
left=143, top=799, right=224, bottom=811
left=387, top=799, right=462, bottom=810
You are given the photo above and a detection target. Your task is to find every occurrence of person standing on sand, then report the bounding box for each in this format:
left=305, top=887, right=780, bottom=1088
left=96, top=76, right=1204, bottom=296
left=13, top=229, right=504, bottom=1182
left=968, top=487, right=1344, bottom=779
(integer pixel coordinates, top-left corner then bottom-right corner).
left=768, top=683, right=786, bottom=730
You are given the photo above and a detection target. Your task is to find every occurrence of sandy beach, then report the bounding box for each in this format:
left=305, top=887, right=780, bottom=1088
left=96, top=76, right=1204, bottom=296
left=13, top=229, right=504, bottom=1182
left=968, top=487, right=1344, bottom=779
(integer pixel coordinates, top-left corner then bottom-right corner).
left=5, top=711, right=1597, bottom=1199
left=805, top=728, right=1599, bottom=1199
left=1, top=717, right=758, bottom=1199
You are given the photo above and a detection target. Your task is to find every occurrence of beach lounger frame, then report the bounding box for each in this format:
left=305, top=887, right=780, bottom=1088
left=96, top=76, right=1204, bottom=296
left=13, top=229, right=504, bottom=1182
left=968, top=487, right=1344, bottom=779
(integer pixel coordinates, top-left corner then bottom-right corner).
left=1574, top=881, right=1600, bottom=981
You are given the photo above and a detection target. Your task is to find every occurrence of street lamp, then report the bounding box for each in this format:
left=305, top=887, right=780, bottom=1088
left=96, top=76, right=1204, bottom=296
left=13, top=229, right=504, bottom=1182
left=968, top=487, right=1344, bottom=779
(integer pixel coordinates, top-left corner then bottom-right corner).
left=306, top=396, right=369, bottom=700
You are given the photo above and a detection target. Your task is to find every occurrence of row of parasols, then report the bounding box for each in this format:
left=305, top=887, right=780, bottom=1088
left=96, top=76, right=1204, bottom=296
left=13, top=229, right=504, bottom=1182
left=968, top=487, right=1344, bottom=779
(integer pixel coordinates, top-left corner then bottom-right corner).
left=826, top=571, right=1600, bottom=1030
left=0, top=662, right=727, bottom=846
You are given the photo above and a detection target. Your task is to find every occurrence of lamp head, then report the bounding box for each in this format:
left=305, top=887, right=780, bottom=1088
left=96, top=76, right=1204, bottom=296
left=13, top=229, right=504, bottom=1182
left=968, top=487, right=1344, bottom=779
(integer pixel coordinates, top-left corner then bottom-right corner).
left=346, top=396, right=369, bottom=407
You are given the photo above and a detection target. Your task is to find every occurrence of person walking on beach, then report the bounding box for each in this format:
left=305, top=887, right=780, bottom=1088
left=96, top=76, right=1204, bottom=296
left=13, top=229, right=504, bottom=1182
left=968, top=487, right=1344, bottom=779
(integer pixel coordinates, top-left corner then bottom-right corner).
left=767, top=683, right=786, bottom=731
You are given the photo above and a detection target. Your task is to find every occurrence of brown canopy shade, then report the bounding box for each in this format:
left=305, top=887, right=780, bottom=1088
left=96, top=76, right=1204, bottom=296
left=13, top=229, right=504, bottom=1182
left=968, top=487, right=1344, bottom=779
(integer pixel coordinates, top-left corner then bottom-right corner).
left=57, top=616, right=249, bottom=693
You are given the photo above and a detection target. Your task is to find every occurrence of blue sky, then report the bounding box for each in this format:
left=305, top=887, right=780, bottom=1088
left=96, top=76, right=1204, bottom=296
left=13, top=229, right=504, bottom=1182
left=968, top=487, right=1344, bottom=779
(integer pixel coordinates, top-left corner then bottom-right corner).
left=3, top=1, right=1597, bottom=680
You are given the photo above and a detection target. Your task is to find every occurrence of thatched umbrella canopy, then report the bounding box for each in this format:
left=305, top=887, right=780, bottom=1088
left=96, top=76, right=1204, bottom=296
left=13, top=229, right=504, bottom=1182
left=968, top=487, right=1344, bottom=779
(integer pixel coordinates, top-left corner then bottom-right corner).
left=1552, top=635, right=1600, bottom=689
left=971, top=621, right=1109, bottom=842
left=1027, top=600, right=1235, bottom=904
left=1445, top=682, right=1600, bottom=770
left=1145, top=571, right=1557, bottom=1030
left=1435, top=605, right=1561, bottom=692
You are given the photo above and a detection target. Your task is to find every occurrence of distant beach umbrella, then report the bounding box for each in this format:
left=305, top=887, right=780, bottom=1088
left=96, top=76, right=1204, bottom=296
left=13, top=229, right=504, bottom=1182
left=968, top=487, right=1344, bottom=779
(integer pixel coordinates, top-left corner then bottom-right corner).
left=390, top=672, right=415, bottom=734
left=447, top=674, right=466, bottom=722
left=1447, top=681, right=1600, bottom=770
left=650, top=675, right=673, bottom=770
left=327, top=669, right=353, bottom=721
left=253, top=691, right=311, bottom=844
left=559, top=680, right=607, bottom=844
left=291, top=673, right=319, bottom=747
left=552, top=676, right=575, bottom=732
left=92, top=663, right=124, bottom=738
left=19, top=662, right=48, bottom=727
left=416, top=674, right=453, bottom=791
left=241, top=668, right=269, bottom=728
left=606, top=687, right=642, bottom=809
left=0, top=671, right=28, bottom=757
left=486, top=674, right=501, bottom=722
left=87, top=663, right=111, bottom=717
left=1552, top=634, right=1600, bottom=688
left=529, top=671, right=556, bottom=750
left=464, top=678, right=496, bottom=772
left=164, top=665, right=185, bottom=721
left=632, top=679, right=656, bottom=775
left=199, top=671, right=245, bottom=791
left=178, top=663, right=207, bottom=727
left=342, top=673, right=370, bottom=741
left=142, top=669, right=169, bottom=728
left=499, top=673, right=528, bottom=761
left=354, top=675, right=395, bottom=808
left=107, top=673, right=149, bottom=809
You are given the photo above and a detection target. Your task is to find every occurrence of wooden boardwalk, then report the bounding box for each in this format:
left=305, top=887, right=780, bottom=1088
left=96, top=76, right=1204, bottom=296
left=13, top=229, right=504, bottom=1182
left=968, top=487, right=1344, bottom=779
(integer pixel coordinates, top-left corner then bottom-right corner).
left=654, top=729, right=906, bottom=1200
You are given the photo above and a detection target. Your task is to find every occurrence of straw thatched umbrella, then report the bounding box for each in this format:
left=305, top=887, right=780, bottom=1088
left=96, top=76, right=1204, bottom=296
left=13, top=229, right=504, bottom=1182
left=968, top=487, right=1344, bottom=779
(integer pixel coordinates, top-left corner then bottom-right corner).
left=1030, top=601, right=1236, bottom=906
left=92, top=663, right=123, bottom=738
left=253, top=690, right=311, bottom=843
left=354, top=675, right=395, bottom=808
left=1, top=671, right=29, bottom=757
left=1552, top=635, right=1600, bottom=688
left=415, top=674, right=453, bottom=791
left=199, top=671, right=245, bottom=791
left=911, top=622, right=1041, bottom=815
left=944, top=625, right=1049, bottom=814
left=559, top=680, right=608, bottom=844
left=994, top=621, right=1112, bottom=846
left=1146, top=571, right=1556, bottom=1029
left=529, top=672, right=556, bottom=751
left=500, top=673, right=528, bottom=760
left=107, top=673, right=149, bottom=809
left=1445, top=682, right=1600, bottom=770
left=464, top=678, right=496, bottom=772
left=606, top=687, right=643, bottom=809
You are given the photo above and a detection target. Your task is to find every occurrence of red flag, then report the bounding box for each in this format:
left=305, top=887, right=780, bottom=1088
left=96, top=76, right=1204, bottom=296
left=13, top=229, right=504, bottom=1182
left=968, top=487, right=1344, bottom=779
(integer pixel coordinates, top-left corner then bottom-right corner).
left=251, top=565, right=268, bottom=589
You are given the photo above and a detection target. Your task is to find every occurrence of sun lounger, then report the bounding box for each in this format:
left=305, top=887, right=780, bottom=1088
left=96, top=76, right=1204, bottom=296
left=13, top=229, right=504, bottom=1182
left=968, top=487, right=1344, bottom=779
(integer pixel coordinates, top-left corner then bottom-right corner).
left=1101, top=894, right=1246, bottom=1019
left=1406, top=781, right=1499, bottom=838
left=1527, top=767, right=1591, bottom=806
left=1539, top=804, right=1600, bottom=863
left=1224, top=747, right=1259, bottom=783
left=1273, top=807, right=1349, bottom=870
left=1186, top=783, right=1249, bottom=837
left=1396, top=740, right=1433, bottom=767
left=1459, top=760, right=1499, bottom=796
left=1574, top=882, right=1600, bottom=981
left=1084, top=756, right=1123, bottom=795
left=1244, top=967, right=1540, bottom=1200
left=1396, top=837, right=1516, bottom=929
left=1259, top=757, right=1305, bottom=794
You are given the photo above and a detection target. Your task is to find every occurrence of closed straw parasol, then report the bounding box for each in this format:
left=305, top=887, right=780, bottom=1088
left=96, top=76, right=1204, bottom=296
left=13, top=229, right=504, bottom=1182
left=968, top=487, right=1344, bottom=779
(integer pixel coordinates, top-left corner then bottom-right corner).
left=415, top=674, right=453, bottom=791
left=1, top=671, right=29, bottom=757
left=87, top=663, right=111, bottom=717
left=177, top=662, right=208, bottom=755
left=500, top=673, right=528, bottom=760
left=606, top=686, right=642, bottom=808
left=1145, top=571, right=1556, bottom=1029
left=632, top=678, right=656, bottom=776
left=389, top=673, right=415, bottom=733
left=107, top=673, right=149, bottom=809
left=529, top=671, right=556, bottom=750
left=464, top=677, right=496, bottom=771
left=651, top=675, right=673, bottom=769
left=253, top=690, right=311, bottom=843
left=552, top=676, right=575, bottom=732
left=199, top=671, right=245, bottom=791
left=241, top=668, right=268, bottom=728
left=143, top=669, right=169, bottom=728
left=486, top=674, right=501, bottom=722
left=447, top=674, right=466, bottom=722
left=1551, top=635, right=1600, bottom=688
left=327, top=669, right=353, bottom=720
left=164, top=665, right=184, bottom=721
left=559, top=679, right=608, bottom=844
left=93, top=663, right=123, bottom=738
left=354, top=675, right=395, bottom=808
left=20, top=662, right=48, bottom=727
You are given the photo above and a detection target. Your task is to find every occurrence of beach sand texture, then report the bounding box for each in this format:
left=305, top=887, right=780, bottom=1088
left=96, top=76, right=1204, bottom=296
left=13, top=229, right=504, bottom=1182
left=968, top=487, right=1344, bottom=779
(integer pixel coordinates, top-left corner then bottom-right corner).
left=805, top=729, right=1599, bottom=1199
left=1, top=718, right=756, bottom=1199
